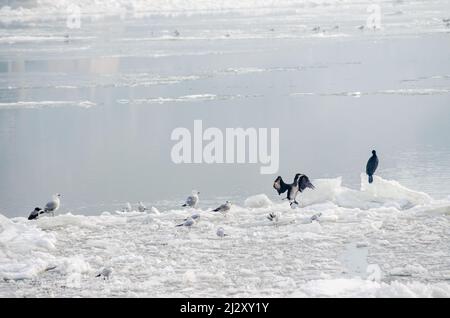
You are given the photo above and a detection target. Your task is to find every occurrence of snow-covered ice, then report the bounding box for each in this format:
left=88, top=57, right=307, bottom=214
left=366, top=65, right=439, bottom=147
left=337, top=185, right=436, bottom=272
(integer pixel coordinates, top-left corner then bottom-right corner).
left=0, top=0, right=449, bottom=298
left=1, top=175, right=448, bottom=297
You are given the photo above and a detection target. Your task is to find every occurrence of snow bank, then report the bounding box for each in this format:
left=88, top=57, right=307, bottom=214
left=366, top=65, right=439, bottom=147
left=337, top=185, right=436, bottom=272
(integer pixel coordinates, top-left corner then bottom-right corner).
left=0, top=214, right=56, bottom=280
left=292, top=278, right=450, bottom=298
left=36, top=212, right=127, bottom=230
left=244, top=194, right=272, bottom=208
left=298, top=174, right=432, bottom=210
left=0, top=174, right=448, bottom=296
left=0, top=213, right=111, bottom=281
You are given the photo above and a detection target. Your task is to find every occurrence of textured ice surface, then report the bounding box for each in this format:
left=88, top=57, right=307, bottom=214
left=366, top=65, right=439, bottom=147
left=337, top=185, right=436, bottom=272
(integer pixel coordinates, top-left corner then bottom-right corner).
left=1, top=175, right=448, bottom=297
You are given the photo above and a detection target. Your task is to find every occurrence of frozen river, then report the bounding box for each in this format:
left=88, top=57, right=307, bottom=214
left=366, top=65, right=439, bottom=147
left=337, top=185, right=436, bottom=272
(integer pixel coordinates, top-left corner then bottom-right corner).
left=0, top=0, right=449, bottom=297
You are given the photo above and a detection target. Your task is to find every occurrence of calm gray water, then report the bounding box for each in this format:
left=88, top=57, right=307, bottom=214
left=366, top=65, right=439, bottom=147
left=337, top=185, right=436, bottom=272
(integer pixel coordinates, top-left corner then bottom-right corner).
left=1, top=11, right=450, bottom=217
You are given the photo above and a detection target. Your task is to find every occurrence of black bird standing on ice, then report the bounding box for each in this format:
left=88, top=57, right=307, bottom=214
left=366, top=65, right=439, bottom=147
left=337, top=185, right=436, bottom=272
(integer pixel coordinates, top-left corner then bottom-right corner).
left=366, top=150, right=379, bottom=183
left=28, top=207, right=43, bottom=220
left=273, top=173, right=314, bottom=205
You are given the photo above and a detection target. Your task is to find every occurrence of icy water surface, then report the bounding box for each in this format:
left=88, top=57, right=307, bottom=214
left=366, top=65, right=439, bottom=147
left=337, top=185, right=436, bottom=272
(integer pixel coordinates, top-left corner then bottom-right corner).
left=0, top=0, right=450, bottom=215
left=0, top=0, right=449, bottom=297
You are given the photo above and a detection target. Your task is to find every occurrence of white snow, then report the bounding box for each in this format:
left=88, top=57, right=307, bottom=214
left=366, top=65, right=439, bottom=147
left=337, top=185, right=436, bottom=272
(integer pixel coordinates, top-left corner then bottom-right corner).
left=291, top=278, right=450, bottom=298
left=244, top=194, right=272, bottom=208
left=0, top=100, right=96, bottom=110
left=0, top=175, right=448, bottom=297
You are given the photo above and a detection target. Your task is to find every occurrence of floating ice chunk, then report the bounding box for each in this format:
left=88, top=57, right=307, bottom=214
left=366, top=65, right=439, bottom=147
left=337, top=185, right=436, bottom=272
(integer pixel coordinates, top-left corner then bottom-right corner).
left=150, top=207, right=160, bottom=215
left=244, top=194, right=272, bottom=208
left=300, top=221, right=322, bottom=234
left=370, top=221, right=383, bottom=231
left=293, top=278, right=450, bottom=297
left=361, top=174, right=432, bottom=206
left=367, top=264, right=382, bottom=282
left=36, top=213, right=126, bottom=230
left=296, top=175, right=433, bottom=210
left=299, top=177, right=342, bottom=206
left=0, top=214, right=57, bottom=280
left=183, top=270, right=197, bottom=284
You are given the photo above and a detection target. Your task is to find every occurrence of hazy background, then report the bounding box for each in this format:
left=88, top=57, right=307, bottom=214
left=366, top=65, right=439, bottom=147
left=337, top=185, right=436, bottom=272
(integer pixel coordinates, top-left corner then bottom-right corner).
left=0, top=0, right=450, bottom=216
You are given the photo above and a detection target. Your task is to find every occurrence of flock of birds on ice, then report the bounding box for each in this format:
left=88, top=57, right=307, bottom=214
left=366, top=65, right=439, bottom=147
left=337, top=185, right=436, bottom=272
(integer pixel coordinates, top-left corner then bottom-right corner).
left=25, top=150, right=379, bottom=279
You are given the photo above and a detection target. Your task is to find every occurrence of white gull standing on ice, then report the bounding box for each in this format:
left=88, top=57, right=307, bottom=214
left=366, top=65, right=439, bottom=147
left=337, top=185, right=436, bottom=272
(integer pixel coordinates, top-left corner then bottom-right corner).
left=137, top=201, right=147, bottom=212
left=216, top=227, right=227, bottom=238
left=182, top=191, right=200, bottom=208
left=184, top=213, right=201, bottom=222
left=211, top=201, right=231, bottom=214
left=176, top=216, right=195, bottom=228
left=311, top=212, right=322, bottom=222
left=43, top=194, right=61, bottom=216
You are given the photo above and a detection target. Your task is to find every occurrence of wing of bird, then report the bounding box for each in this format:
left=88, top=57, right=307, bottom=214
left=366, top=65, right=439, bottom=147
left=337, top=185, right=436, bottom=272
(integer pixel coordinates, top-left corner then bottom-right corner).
left=45, top=201, right=57, bottom=211
left=298, top=175, right=315, bottom=192
left=213, top=204, right=225, bottom=212
left=273, top=177, right=289, bottom=195
left=28, top=210, right=40, bottom=220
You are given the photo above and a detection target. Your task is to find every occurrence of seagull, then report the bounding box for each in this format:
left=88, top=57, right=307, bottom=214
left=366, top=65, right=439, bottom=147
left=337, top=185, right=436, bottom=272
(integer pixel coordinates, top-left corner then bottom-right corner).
left=28, top=207, right=43, bottom=220
left=212, top=201, right=231, bottom=214
left=184, top=212, right=200, bottom=222
left=267, top=212, right=280, bottom=223
left=358, top=25, right=365, bottom=30
left=216, top=227, right=227, bottom=238
left=182, top=191, right=200, bottom=208
left=366, top=150, right=379, bottom=184
left=310, top=212, right=322, bottom=222
left=121, top=202, right=132, bottom=212
left=312, top=26, right=321, bottom=32
left=176, top=216, right=195, bottom=228
left=43, top=194, right=61, bottom=216
left=174, top=30, right=180, bottom=37
left=137, top=201, right=147, bottom=212
left=96, top=267, right=112, bottom=280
